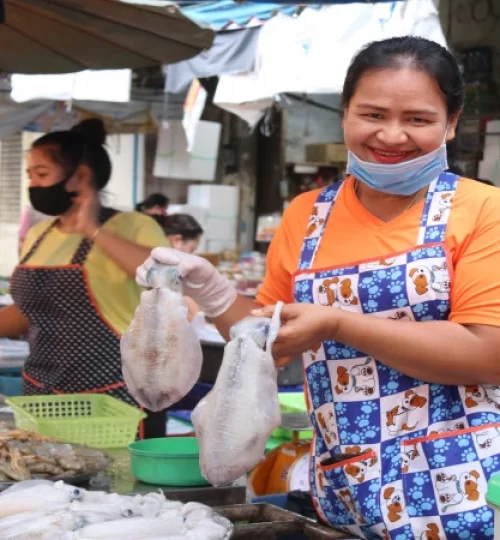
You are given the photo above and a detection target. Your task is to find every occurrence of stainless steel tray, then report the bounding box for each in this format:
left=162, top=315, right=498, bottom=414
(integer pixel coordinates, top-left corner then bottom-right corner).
left=217, top=503, right=358, bottom=540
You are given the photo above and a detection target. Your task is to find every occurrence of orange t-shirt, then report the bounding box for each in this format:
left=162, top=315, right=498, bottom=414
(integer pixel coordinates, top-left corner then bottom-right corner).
left=256, top=176, right=500, bottom=327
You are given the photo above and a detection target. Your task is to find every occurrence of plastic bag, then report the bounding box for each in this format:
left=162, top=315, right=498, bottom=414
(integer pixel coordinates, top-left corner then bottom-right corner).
left=192, top=303, right=283, bottom=486
left=121, top=265, right=203, bottom=411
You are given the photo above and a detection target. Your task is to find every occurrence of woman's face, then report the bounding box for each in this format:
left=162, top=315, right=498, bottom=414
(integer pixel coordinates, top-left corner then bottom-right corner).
left=169, top=235, right=201, bottom=254
left=343, top=68, right=459, bottom=164
left=27, top=148, right=65, bottom=188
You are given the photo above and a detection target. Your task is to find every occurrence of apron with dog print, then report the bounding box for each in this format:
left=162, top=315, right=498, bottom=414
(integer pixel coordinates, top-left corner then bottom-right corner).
left=297, top=172, right=500, bottom=539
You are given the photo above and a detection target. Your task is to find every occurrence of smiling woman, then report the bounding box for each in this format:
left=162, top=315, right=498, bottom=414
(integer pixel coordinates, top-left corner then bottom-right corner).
left=137, top=36, right=500, bottom=538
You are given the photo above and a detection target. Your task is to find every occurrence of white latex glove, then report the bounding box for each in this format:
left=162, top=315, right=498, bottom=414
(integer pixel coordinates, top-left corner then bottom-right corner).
left=137, top=248, right=237, bottom=319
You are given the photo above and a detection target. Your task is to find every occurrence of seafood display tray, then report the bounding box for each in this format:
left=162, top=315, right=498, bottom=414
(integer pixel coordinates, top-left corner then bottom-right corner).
left=0, top=471, right=95, bottom=492
left=216, top=504, right=357, bottom=540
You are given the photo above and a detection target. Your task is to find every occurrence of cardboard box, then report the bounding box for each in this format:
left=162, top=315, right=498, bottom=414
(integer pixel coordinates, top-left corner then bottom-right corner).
left=305, top=143, right=347, bottom=164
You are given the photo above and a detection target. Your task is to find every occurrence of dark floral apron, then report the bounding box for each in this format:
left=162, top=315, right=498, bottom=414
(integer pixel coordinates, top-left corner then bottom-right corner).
left=296, top=173, right=499, bottom=539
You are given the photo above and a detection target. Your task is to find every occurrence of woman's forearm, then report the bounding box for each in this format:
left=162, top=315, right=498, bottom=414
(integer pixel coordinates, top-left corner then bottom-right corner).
left=213, top=295, right=261, bottom=341
left=334, top=309, right=500, bottom=385
left=92, top=229, right=152, bottom=279
left=0, top=305, right=29, bottom=338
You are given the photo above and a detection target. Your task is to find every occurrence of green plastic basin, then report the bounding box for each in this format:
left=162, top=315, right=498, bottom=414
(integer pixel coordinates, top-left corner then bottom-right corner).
left=128, top=437, right=209, bottom=487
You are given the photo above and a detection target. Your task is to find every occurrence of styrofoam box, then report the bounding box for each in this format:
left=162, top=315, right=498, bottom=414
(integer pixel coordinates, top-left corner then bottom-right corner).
left=187, top=185, right=240, bottom=218
left=204, top=217, right=239, bottom=241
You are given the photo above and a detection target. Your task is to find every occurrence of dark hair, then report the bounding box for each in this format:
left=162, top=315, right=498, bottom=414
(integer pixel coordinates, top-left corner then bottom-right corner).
left=342, top=36, right=464, bottom=117
left=32, top=119, right=112, bottom=190
left=164, top=213, right=203, bottom=240
left=446, top=139, right=463, bottom=176
left=476, top=178, right=495, bottom=186
left=135, top=193, right=170, bottom=212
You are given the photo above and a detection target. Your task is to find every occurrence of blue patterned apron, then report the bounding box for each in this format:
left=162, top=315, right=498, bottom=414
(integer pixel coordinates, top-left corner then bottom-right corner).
left=296, top=173, right=500, bottom=539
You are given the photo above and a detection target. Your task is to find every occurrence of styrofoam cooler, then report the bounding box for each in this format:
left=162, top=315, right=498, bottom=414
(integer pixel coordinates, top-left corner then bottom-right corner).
left=487, top=474, right=500, bottom=538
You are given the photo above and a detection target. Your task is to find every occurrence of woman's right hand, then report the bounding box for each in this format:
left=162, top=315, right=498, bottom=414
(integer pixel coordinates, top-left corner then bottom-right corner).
left=137, top=248, right=237, bottom=319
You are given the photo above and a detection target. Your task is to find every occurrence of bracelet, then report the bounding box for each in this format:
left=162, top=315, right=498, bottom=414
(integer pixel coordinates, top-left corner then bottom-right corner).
left=90, top=227, right=101, bottom=242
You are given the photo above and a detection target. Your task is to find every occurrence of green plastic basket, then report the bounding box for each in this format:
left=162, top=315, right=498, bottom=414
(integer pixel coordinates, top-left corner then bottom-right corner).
left=129, top=437, right=209, bottom=487
left=6, top=394, right=146, bottom=449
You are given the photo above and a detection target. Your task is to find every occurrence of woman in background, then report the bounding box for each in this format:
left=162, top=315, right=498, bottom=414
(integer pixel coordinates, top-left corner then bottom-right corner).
left=164, top=213, right=204, bottom=321
left=135, top=193, right=169, bottom=217
left=3, top=119, right=168, bottom=438
left=164, top=213, right=204, bottom=254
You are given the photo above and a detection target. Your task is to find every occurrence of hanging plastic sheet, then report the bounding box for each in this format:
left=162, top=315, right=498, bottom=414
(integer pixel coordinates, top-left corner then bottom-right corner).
left=213, top=0, right=447, bottom=124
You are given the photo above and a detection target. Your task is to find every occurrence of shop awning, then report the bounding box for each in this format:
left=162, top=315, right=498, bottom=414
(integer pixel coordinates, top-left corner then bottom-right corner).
left=0, top=0, right=214, bottom=74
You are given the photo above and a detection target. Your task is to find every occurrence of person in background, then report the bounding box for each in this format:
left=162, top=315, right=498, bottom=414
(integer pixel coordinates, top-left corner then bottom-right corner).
left=164, top=213, right=204, bottom=321
left=135, top=193, right=169, bottom=217
left=2, top=119, right=168, bottom=439
left=18, top=206, right=49, bottom=257
left=139, top=36, right=500, bottom=537
left=164, top=213, right=204, bottom=254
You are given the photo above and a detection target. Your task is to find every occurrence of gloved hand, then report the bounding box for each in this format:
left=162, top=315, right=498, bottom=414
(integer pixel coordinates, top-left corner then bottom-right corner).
left=137, top=248, right=237, bottom=319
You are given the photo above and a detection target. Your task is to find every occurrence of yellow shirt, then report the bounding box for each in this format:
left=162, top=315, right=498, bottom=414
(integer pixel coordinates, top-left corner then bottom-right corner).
left=21, top=211, right=168, bottom=335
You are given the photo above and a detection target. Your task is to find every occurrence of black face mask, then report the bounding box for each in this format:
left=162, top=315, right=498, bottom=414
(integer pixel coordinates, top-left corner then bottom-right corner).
left=29, top=175, right=76, bottom=217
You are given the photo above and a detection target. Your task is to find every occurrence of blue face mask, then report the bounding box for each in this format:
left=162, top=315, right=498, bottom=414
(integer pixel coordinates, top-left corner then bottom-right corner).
left=346, top=139, right=449, bottom=196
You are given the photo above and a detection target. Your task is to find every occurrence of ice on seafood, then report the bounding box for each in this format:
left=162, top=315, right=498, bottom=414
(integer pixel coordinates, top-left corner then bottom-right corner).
left=192, top=303, right=283, bottom=486
left=121, top=264, right=203, bottom=411
left=0, top=480, right=232, bottom=539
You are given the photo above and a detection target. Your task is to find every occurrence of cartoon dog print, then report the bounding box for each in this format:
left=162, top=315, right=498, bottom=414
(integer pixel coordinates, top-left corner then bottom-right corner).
left=316, top=463, right=327, bottom=492
left=465, top=384, right=500, bottom=410
left=337, top=488, right=366, bottom=525
left=383, top=486, right=405, bottom=523
left=335, top=277, right=359, bottom=307
left=386, top=390, right=428, bottom=435
left=474, top=426, right=500, bottom=449
left=401, top=445, right=420, bottom=474
left=429, top=421, right=466, bottom=436
left=435, top=470, right=480, bottom=512
left=335, top=358, right=375, bottom=396
left=433, top=192, right=453, bottom=222
left=317, top=278, right=338, bottom=307
left=317, top=411, right=337, bottom=446
left=420, top=523, right=440, bottom=540
left=306, top=206, right=324, bottom=237
left=409, top=265, right=432, bottom=295
left=389, top=310, right=412, bottom=322
left=409, top=263, right=450, bottom=295
left=344, top=446, right=378, bottom=483
left=429, top=262, right=450, bottom=293
left=365, top=258, right=395, bottom=269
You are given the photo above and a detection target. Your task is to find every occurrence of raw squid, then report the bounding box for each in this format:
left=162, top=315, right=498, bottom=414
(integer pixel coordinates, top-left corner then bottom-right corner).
left=192, top=303, right=283, bottom=486
left=0, top=481, right=232, bottom=540
left=121, top=265, right=202, bottom=411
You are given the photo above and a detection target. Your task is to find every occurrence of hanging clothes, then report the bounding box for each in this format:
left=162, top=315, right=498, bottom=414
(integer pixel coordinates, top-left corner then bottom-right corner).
left=296, top=173, right=500, bottom=539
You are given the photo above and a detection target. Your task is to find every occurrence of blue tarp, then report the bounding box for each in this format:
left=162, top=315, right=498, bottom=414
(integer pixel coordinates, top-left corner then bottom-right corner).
left=181, top=1, right=312, bottom=31
left=181, top=1, right=400, bottom=31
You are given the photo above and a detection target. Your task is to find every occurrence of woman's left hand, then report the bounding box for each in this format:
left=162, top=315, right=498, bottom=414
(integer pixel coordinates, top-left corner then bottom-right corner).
left=69, top=180, right=100, bottom=238
left=252, top=303, right=340, bottom=360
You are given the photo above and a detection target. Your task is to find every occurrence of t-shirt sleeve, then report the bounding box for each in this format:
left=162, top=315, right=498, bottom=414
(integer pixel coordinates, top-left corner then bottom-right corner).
left=256, top=204, right=301, bottom=307
left=112, top=212, right=170, bottom=249
left=449, top=193, right=500, bottom=327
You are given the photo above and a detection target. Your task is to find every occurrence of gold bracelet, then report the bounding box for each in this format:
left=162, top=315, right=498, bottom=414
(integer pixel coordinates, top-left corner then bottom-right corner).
left=90, top=227, right=101, bottom=242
